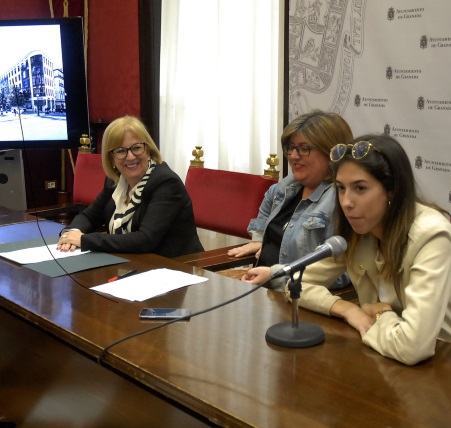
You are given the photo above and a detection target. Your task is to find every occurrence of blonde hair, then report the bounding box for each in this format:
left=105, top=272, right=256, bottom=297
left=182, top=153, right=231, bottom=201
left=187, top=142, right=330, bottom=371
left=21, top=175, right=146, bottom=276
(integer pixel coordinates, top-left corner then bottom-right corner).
left=102, top=115, right=162, bottom=183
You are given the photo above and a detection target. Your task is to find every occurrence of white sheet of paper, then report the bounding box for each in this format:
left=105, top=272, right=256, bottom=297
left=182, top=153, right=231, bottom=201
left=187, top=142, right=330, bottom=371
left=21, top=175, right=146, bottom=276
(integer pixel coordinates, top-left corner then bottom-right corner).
left=0, top=244, right=90, bottom=264
left=90, top=268, right=209, bottom=301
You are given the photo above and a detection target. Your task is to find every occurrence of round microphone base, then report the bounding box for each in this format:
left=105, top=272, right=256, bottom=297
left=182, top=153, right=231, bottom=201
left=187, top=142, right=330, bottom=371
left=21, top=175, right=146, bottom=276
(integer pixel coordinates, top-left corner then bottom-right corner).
left=265, top=322, right=325, bottom=348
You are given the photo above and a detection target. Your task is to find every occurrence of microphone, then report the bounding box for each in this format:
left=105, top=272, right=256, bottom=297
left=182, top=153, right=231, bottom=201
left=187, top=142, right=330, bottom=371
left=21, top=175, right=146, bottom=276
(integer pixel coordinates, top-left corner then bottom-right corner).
left=265, top=236, right=347, bottom=349
left=271, top=236, right=347, bottom=279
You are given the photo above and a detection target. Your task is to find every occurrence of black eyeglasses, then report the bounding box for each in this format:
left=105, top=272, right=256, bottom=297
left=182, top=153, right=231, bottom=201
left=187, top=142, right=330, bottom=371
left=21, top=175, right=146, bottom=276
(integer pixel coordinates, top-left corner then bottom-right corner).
left=283, top=144, right=313, bottom=157
left=110, top=142, right=146, bottom=160
left=330, top=141, right=381, bottom=162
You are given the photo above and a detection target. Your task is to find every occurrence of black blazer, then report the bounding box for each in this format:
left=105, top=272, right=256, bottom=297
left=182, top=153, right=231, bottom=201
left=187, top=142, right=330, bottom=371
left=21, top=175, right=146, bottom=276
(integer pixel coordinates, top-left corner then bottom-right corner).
left=67, top=162, right=204, bottom=257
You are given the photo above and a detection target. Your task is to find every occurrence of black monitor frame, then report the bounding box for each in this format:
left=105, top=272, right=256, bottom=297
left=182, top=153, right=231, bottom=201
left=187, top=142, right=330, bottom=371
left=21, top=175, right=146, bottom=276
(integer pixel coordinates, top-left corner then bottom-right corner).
left=0, top=17, right=89, bottom=150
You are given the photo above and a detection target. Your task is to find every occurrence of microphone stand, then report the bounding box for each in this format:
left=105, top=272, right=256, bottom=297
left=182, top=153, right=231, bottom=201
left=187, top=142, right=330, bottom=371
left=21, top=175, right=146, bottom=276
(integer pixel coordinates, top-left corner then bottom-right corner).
left=265, top=268, right=325, bottom=348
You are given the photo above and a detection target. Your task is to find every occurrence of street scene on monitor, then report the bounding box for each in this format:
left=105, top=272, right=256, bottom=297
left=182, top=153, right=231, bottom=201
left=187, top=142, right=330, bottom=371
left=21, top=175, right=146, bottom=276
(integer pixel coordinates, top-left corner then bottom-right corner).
left=0, top=23, right=67, bottom=142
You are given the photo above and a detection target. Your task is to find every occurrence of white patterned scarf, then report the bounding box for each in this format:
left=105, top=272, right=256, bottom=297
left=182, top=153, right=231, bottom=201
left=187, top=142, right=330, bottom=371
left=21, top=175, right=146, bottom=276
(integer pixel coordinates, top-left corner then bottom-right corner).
left=109, top=160, right=156, bottom=234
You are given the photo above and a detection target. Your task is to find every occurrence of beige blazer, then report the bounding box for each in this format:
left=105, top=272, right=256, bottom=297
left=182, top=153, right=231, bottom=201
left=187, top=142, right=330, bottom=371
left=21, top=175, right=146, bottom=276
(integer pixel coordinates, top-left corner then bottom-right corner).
left=276, top=203, right=451, bottom=365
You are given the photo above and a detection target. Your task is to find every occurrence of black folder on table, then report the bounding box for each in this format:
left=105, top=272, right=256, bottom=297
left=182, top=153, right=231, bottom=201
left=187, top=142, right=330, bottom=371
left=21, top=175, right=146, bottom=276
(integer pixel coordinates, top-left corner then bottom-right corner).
left=0, top=221, right=128, bottom=277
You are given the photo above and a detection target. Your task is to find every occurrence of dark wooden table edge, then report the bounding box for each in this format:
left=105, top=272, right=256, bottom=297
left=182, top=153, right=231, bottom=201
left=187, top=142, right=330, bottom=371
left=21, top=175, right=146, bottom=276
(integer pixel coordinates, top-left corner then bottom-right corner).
left=0, top=294, right=250, bottom=427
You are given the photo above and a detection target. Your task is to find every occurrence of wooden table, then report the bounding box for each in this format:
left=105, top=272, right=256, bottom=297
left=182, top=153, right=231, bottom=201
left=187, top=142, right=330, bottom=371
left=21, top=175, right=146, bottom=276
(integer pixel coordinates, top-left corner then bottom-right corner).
left=0, top=307, right=210, bottom=427
left=0, top=220, right=450, bottom=427
left=175, top=245, right=255, bottom=271
left=0, top=206, right=37, bottom=226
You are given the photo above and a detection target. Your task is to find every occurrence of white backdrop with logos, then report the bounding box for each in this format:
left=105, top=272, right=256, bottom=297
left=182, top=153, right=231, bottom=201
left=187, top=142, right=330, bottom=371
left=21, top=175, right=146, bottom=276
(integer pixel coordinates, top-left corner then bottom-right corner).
left=288, top=0, right=451, bottom=208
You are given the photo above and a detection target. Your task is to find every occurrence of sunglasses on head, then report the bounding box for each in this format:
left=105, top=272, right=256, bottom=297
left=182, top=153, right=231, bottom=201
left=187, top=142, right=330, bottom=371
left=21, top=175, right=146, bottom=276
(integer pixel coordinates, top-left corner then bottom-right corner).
left=330, top=140, right=381, bottom=162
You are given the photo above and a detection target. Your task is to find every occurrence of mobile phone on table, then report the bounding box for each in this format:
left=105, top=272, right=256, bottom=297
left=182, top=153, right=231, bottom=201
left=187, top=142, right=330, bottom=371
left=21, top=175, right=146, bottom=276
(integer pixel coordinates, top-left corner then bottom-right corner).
left=139, top=308, right=191, bottom=320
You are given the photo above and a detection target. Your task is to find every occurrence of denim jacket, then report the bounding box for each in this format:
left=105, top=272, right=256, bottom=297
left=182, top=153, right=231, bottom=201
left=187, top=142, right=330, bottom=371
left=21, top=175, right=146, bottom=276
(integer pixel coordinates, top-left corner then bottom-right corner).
left=248, top=174, right=348, bottom=289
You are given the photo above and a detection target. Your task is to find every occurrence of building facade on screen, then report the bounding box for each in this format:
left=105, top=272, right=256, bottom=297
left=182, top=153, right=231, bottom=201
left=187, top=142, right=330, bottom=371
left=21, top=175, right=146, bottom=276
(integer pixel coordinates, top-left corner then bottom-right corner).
left=0, top=50, right=66, bottom=114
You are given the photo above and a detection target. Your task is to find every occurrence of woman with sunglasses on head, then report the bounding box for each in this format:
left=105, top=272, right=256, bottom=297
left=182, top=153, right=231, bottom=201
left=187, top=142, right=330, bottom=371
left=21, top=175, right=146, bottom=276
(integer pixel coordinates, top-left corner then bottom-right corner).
left=263, top=134, right=451, bottom=365
left=233, top=110, right=353, bottom=289
left=57, top=115, right=203, bottom=256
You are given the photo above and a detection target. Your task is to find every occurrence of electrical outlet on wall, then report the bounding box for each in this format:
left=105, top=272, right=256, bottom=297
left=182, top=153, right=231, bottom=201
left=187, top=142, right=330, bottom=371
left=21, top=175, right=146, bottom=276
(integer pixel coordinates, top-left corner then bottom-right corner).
left=45, top=180, right=57, bottom=190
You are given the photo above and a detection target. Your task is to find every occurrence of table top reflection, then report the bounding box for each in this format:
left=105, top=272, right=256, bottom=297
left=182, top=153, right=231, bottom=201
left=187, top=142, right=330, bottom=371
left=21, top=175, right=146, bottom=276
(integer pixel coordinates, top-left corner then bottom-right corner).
left=0, top=230, right=450, bottom=427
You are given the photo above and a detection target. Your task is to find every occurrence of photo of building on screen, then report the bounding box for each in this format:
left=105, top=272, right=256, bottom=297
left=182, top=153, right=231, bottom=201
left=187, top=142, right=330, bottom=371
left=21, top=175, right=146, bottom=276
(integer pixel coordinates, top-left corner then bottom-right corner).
left=0, top=50, right=65, bottom=116
left=0, top=49, right=68, bottom=142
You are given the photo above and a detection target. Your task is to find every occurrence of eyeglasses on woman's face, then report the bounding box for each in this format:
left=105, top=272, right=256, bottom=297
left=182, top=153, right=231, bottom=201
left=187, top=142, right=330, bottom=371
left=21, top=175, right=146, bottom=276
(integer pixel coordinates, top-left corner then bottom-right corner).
left=110, top=142, right=146, bottom=160
left=283, top=143, right=313, bottom=157
left=330, top=140, right=381, bottom=162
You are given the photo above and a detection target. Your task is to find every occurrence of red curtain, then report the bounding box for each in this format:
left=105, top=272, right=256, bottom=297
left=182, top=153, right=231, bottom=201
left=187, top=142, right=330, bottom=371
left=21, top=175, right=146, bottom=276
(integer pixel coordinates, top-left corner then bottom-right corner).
left=0, top=0, right=49, bottom=19
left=50, top=0, right=85, bottom=18
left=0, top=0, right=84, bottom=19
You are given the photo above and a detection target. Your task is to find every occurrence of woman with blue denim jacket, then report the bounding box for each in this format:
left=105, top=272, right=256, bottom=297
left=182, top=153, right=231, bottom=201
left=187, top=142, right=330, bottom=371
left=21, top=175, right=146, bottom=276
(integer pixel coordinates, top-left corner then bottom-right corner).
left=231, top=110, right=353, bottom=289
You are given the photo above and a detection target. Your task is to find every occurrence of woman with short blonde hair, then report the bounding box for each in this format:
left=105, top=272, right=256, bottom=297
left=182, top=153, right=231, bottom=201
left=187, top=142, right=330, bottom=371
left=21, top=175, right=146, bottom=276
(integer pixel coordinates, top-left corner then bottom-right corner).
left=57, top=115, right=203, bottom=257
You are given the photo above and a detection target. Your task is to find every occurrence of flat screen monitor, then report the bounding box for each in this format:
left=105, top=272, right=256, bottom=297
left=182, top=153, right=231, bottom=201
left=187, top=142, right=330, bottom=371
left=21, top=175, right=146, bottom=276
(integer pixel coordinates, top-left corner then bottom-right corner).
left=0, top=17, right=89, bottom=149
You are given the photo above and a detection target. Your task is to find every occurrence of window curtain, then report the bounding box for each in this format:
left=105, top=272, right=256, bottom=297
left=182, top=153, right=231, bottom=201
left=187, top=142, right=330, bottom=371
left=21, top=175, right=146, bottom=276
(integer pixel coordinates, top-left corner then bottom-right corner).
left=160, top=0, right=284, bottom=181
